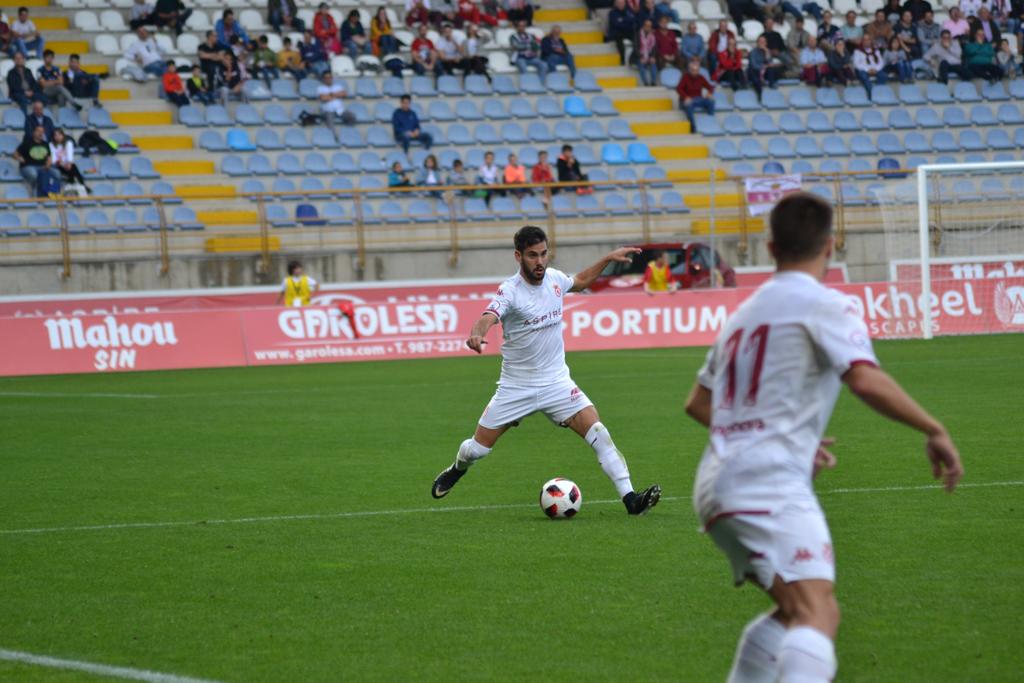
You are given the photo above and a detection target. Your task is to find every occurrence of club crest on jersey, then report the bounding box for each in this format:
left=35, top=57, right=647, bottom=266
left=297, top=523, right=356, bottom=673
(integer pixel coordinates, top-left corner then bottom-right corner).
left=994, top=282, right=1024, bottom=327
left=570, top=386, right=581, bottom=402
left=552, top=284, right=562, bottom=297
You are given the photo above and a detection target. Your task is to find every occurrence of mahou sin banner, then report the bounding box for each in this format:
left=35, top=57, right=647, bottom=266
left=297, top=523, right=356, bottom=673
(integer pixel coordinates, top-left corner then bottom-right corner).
left=0, top=277, right=1020, bottom=376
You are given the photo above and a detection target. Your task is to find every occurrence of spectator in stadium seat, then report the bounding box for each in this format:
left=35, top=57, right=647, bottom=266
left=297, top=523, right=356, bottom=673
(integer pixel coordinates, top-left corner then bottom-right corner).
left=318, top=72, right=355, bottom=137
left=541, top=25, right=577, bottom=78
left=23, top=100, right=54, bottom=142
left=726, top=0, right=764, bottom=28
left=371, top=7, right=400, bottom=56
left=218, top=39, right=246, bottom=103
left=476, top=150, right=501, bottom=201
left=49, top=128, right=88, bottom=192
left=883, top=0, right=903, bottom=23
left=299, top=29, right=330, bottom=76
left=392, top=94, right=433, bottom=154
left=942, top=7, right=970, bottom=39
left=411, top=24, right=444, bottom=77
left=186, top=64, right=214, bottom=104
left=787, top=17, right=811, bottom=64
left=129, top=0, right=155, bottom=30
left=960, top=0, right=982, bottom=19
left=458, top=0, right=498, bottom=26
left=677, top=58, right=715, bottom=132
left=747, top=34, right=781, bottom=98
left=826, top=38, right=854, bottom=84
left=313, top=3, right=342, bottom=55
left=996, top=37, right=1017, bottom=76
left=707, top=20, right=735, bottom=74
left=503, top=153, right=531, bottom=198
left=654, top=16, right=685, bottom=70
left=713, top=36, right=746, bottom=89
left=341, top=10, right=372, bottom=59
left=840, top=10, right=863, bottom=47
left=146, top=0, right=191, bottom=37
left=636, top=19, right=659, bottom=85
left=634, top=0, right=658, bottom=38
left=817, top=11, right=842, bottom=50
left=866, top=9, right=895, bottom=47
left=277, top=38, right=306, bottom=80
left=216, top=10, right=250, bottom=48
left=760, top=18, right=794, bottom=72
left=252, top=35, right=280, bottom=87
left=418, top=154, right=443, bottom=197
left=64, top=54, right=101, bottom=108
left=389, top=161, right=413, bottom=190
left=447, top=158, right=470, bottom=193
left=970, top=7, right=1001, bottom=44
left=917, top=10, right=942, bottom=54
left=405, top=0, right=433, bottom=27
left=853, top=35, right=887, bottom=96
left=606, top=0, right=636, bottom=65
left=800, top=35, right=829, bottom=84
left=510, top=20, right=547, bottom=76
left=964, top=27, right=1004, bottom=80
left=36, top=50, right=78, bottom=110
left=436, top=24, right=467, bottom=75
left=531, top=149, right=554, bottom=186
left=556, top=144, right=589, bottom=194
left=162, top=60, right=190, bottom=106
left=268, top=0, right=304, bottom=35
left=654, top=0, right=679, bottom=23
left=505, top=0, right=534, bottom=26
left=903, top=0, right=933, bottom=22
left=884, top=35, right=914, bottom=81
left=463, top=24, right=491, bottom=81
left=124, top=27, right=167, bottom=83
left=11, top=7, right=44, bottom=59
left=925, top=28, right=970, bottom=81
left=198, top=30, right=226, bottom=85
left=894, top=11, right=922, bottom=58
left=0, top=19, right=14, bottom=58
left=681, top=22, right=707, bottom=65
left=14, top=125, right=59, bottom=189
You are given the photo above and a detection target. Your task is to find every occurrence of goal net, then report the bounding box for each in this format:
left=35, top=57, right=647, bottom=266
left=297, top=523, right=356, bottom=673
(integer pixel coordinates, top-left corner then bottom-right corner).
left=874, top=161, right=1024, bottom=339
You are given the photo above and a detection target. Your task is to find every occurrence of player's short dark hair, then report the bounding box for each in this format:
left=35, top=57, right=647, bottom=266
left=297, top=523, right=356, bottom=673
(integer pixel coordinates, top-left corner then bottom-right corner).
left=769, top=192, right=833, bottom=264
left=43, top=49, right=54, bottom=58
left=69, top=53, right=81, bottom=61
left=514, top=226, right=547, bottom=253
left=287, top=260, right=303, bottom=275
left=652, top=249, right=665, bottom=259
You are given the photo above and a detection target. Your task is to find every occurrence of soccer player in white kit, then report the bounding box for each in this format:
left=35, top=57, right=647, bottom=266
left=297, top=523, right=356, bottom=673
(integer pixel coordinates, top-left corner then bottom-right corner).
left=431, top=226, right=663, bottom=515
left=683, top=193, right=964, bottom=683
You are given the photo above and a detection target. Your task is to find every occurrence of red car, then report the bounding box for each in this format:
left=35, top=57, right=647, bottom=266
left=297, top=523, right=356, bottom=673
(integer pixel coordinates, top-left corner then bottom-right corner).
left=590, top=242, right=737, bottom=293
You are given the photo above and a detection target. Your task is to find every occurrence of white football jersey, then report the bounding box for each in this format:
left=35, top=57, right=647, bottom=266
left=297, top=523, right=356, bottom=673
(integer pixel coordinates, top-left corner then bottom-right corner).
left=693, top=271, right=878, bottom=521
left=484, top=268, right=574, bottom=388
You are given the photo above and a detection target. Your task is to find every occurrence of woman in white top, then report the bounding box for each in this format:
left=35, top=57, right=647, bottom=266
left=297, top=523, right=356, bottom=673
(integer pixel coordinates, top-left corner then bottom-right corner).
left=418, top=153, right=443, bottom=198
left=49, top=128, right=89, bottom=190
left=476, top=150, right=501, bottom=203
left=463, top=24, right=491, bottom=81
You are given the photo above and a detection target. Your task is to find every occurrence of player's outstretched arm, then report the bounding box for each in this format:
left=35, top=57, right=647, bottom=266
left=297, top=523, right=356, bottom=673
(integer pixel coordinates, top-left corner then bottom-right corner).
left=844, top=363, right=964, bottom=492
left=570, top=247, right=642, bottom=292
left=684, top=382, right=712, bottom=428
left=466, top=312, right=498, bottom=354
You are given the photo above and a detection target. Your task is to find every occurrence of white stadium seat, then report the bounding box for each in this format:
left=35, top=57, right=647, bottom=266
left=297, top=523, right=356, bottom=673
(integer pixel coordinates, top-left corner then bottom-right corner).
left=99, top=9, right=126, bottom=31
left=238, top=9, right=265, bottom=31
left=74, top=10, right=99, bottom=31
left=697, top=0, right=726, bottom=19
left=94, top=33, right=119, bottom=56
left=176, top=33, right=200, bottom=55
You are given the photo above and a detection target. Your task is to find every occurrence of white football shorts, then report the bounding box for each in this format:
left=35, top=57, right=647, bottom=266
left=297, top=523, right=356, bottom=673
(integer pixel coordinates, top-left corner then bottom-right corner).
left=705, top=503, right=835, bottom=589
left=478, top=377, right=594, bottom=430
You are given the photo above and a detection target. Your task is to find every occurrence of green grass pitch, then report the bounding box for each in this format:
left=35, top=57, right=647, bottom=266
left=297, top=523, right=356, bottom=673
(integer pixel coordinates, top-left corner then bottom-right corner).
left=0, top=334, right=1022, bottom=682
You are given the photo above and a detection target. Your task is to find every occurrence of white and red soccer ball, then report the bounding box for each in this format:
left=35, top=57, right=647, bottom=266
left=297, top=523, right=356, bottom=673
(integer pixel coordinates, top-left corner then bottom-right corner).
left=539, top=478, right=582, bottom=519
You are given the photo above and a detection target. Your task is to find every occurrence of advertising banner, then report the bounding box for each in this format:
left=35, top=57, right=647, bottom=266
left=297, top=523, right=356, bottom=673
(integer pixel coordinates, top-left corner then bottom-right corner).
left=1, top=277, right=1020, bottom=377
left=889, top=255, right=1024, bottom=283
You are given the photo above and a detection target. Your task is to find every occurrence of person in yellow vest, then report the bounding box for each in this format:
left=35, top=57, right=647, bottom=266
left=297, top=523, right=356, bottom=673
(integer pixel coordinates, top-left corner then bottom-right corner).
left=642, top=250, right=678, bottom=294
left=276, top=260, right=320, bottom=306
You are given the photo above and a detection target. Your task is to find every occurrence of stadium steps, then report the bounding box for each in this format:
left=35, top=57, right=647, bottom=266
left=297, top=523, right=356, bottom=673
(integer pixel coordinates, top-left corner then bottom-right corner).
left=152, top=160, right=216, bottom=176
left=195, top=209, right=259, bottom=225
left=109, top=111, right=174, bottom=127
left=205, top=235, right=280, bottom=253
left=133, top=136, right=195, bottom=151
left=175, top=184, right=238, bottom=198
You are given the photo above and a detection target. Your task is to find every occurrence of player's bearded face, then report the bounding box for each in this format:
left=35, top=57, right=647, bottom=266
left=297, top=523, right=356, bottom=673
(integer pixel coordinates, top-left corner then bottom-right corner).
left=518, top=243, right=549, bottom=283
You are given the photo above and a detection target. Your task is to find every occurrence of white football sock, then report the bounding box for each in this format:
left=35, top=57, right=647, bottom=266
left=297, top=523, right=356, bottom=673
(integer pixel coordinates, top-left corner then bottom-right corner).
left=584, top=422, right=634, bottom=498
left=779, top=626, right=836, bottom=683
left=727, top=612, right=786, bottom=683
left=455, top=438, right=491, bottom=470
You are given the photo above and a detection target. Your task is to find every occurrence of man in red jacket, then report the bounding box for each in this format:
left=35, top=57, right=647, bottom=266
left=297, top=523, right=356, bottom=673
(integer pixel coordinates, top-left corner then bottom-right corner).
left=676, top=58, right=715, bottom=133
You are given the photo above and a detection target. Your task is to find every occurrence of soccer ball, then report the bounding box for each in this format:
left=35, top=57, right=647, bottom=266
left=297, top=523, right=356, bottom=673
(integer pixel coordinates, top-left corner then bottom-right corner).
left=539, top=478, right=582, bottom=519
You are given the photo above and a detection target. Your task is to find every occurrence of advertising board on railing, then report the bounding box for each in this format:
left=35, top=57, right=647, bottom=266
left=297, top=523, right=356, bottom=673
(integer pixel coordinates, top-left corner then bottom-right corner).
left=1, top=276, right=1021, bottom=377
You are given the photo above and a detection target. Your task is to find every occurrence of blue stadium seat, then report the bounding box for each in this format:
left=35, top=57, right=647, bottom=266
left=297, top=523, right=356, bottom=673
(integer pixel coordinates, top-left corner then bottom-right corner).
left=564, top=96, right=591, bottom=117
left=951, top=179, right=978, bottom=202
left=384, top=150, right=410, bottom=169
left=444, top=124, right=470, bottom=145
left=521, top=195, right=547, bottom=218
left=788, top=88, right=814, bottom=109
left=2, top=108, right=25, bottom=129
left=574, top=144, right=598, bottom=165
left=904, top=131, right=929, bottom=153
left=551, top=194, right=574, bottom=218
left=265, top=204, right=294, bottom=228
left=931, top=131, right=957, bottom=152
left=734, top=90, right=761, bottom=111
left=841, top=183, right=865, bottom=206
left=378, top=201, right=407, bottom=223
left=455, top=100, right=482, bottom=121
left=723, top=114, right=750, bottom=135
left=603, top=192, right=630, bottom=216
left=767, top=137, right=794, bottom=158
left=627, top=143, right=655, bottom=163
left=861, top=110, right=884, bottom=130
left=740, top=138, right=766, bottom=159
left=367, top=126, right=393, bottom=148
left=322, top=203, right=347, bottom=225
left=58, top=106, right=85, bottom=130
left=84, top=209, right=114, bottom=234
left=493, top=74, right=519, bottom=95
left=490, top=196, right=520, bottom=219
left=242, top=80, right=270, bottom=101
left=643, top=166, right=670, bottom=188
left=694, top=114, right=722, bottom=135
left=986, top=129, right=1013, bottom=150
left=528, top=122, right=554, bottom=143
left=546, top=72, right=573, bottom=93
left=795, top=136, right=822, bottom=157
left=304, top=152, right=330, bottom=174
left=255, top=129, right=283, bottom=150
left=520, top=73, right=546, bottom=94
left=358, top=152, right=385, bottom=173
left=99, top=157, right=129, bottom=180
left=0, top=212, right=24, bottom=235
left=381, top=77, right=405, bottom=98
left=88, top=108, right=115, bottom=129
left=847, top=158, right=871, bottom=174
left=713, top=139, right=740, bottom=160
left=887, top=109, right=914, bottom=129
left=483, top=99, right=509, bottom=120
left=553, top=120, right=580, bottom=142
left=791, top=160, right=814, bottom=174
left=980, top=178, right=1009, bottom=199
left=834, top=111, right=858, bottom=131
left=982, top=81, right=1009, bottom=101
left=631, top=192, right=660, bottom=214
left=114, top=208, right=146, bottom=233
left=576, top=193, right=603, bottom=216
left=942, top=106, right=969, bottom=127
left=762, top=161, right=785, bottom=174
left=267, top=79, right=297, bottom=101
left=206, top=105, right=233, bottom=126
left=373, top=101, right=393, bottom=123
left=818, top=160, right=840, bottom=174
left=807, top=111, right=831, bottom=132
left=410, top=76, right=436, bottom=97
left=959, top=130, right=984, bottom=152
left=227, top=128, right=257, bottom=151
left=283, top=127, right=312, bottom=150
left=998, top=103, right=1024, bottom=124
left=294, top=203, right=325, bottom=226
left=850, top=134, right=877, bottom=155
left=822, top=135, right=848, bottom=156
left=462, top=197, right=492, bottom=221
left=406, top=199, right=436, bottom=223
left=926, top=82, right=953, bottom=103
left=297, top=78, right=320, bottom=99
left=601, top=143, right=627, bottom=165
left=915, top=107, right=941, bottom=128
left=222, top=155, right=246, bottom=176
left=871, top=84, right=898, bottom=105
left=474, top=123, right=500, bottom=144
left=877, top=133, right=904, bottom=154
left=589, top=96, right=617, bottom=116
left=173, top=206, right=203, bottom=231
left=659, top=191, right=688, bottom=214
left=178, top=105, right=203, bottom=127
left=241, top=178, right=265, bottom=197
left=953, top=81, right=981, bottom=102
left=712, top=89, right=733, bottom=112
left=611, top=167, right=637, bottom=186
left=200, top=130, right=227, bottom=151
left=329, top=176, right=354, bottom=195
left=815, top=88, right=841, bottom=108
left=438, top=75, right=464, bottom=96
left=752, top=113, right=778, bottom=134
left=465, top=74, right=492, bottom=95
left=310, top=127, right=336, bottom=148
left=263, top=104, right=290, bottom=125
left=843, top=86, right=870, bottom=107
left=877, top=157, right=905, bottom=179
left=582, top=121, right=607, bottom=141
left=608, top=119, right=635, bottom=140
left=130, top=157, right=159, bottom=179
left=970, top=105, right=996, bottom=126
left=898, top=84, right=926, bottom=105
left=507, top=98, right=534, bottom=119
left=575, top=71, right=601, bottom=92
left=235, top=104, right=261, bottom=126
left=428, top=101, right=456, bottom=122
left=779, top=112, right=805, bottom=133
left=360, top=176, right=387, bottom=198
left=731, top=162, right=755, bottom=176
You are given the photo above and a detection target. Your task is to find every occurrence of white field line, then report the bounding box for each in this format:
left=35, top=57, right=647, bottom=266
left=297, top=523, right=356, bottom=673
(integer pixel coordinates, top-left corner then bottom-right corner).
left=1, top=481, right=1020, bottom=537
left=0, top=648, right=223, bottom=683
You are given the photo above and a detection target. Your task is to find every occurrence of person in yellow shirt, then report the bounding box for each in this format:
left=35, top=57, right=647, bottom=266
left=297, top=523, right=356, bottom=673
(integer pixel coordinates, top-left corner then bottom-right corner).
left=276, top=260, right=320, bottom=306
left=277, top=37, right=306, bottom=80
left=642, top=250, right=678, bottom=294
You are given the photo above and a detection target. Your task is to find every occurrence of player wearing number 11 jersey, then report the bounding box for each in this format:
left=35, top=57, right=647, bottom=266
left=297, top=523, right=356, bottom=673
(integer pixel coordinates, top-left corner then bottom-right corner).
left=683, top=193, right=964, bottom=683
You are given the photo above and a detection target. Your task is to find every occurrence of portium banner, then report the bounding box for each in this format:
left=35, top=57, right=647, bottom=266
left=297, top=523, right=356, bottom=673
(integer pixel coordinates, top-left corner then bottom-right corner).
left=0, top=277, right=1021, bottom=377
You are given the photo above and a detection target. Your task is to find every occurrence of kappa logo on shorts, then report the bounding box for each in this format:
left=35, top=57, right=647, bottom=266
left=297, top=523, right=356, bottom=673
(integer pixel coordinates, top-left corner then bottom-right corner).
left=570, top=386, right=581, bottom=402
left=791, top=548, right=814, bottom=563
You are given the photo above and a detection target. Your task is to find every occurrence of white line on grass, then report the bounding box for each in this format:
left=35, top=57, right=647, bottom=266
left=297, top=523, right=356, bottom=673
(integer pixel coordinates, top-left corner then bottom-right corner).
left=0, top=648, right=223, bottom=683
left=1, top=481, right=1020, bottom=537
